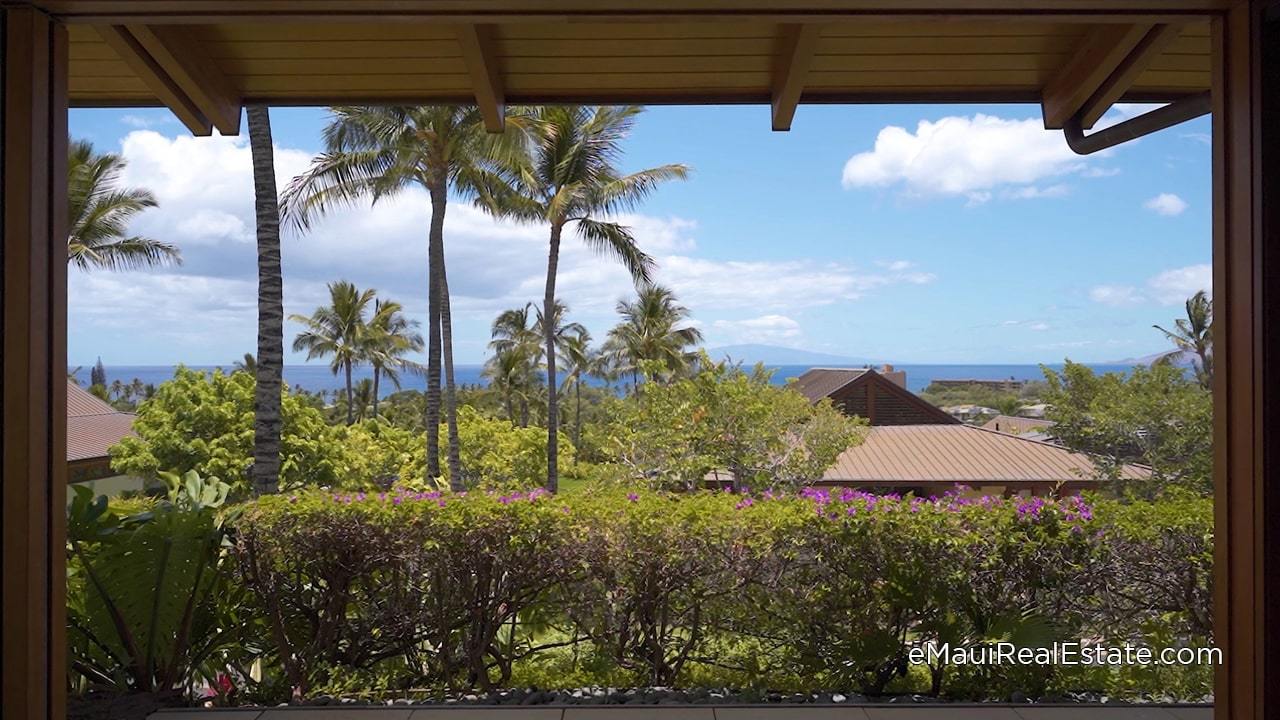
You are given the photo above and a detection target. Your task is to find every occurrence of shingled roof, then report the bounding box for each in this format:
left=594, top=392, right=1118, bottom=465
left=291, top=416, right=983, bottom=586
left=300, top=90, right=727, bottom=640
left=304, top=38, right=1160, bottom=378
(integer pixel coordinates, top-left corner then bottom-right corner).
left=67, top=380, right=136, bottom=463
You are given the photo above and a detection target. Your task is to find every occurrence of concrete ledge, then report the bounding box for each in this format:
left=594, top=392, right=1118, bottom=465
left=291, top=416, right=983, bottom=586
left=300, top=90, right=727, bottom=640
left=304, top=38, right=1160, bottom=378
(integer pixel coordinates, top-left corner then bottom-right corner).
left=150, top=705, right=1214, bottom=720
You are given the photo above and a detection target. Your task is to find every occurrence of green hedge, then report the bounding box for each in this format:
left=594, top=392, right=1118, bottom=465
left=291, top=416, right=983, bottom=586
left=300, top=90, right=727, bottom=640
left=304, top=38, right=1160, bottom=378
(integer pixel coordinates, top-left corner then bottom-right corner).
left=232, top=487, right=1214, bottom=701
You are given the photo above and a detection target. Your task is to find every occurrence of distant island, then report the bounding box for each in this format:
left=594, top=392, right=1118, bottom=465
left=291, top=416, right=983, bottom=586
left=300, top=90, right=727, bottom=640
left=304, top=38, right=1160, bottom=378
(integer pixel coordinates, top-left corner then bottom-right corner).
left=707, top=344, right=876, bottom=366
left=1109, top=349, right=1197, bottom=366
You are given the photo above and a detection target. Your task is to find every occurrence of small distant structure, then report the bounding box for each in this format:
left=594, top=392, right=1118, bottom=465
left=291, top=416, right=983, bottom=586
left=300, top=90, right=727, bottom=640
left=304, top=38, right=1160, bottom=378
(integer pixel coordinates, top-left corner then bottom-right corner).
left=929, top=377, right=1026, bottom=392
left=67, top=379, right=142, bottom=496
left=982, top=414, right=1056, bottom=440
left=791, top=365, right=957, bottom=426
left=940, top=404, right=1001, bottom=422
left=1016, top=403, right=1049, bottom=419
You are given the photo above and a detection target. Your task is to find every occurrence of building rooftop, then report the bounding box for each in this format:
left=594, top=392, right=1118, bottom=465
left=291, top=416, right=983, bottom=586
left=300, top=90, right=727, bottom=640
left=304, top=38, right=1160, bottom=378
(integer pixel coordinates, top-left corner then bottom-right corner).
left=820, top=424, right=1148, bottom=487
left=66, top=380, right=136, bottom=463
left=981, top=414, right=1057, bottom=435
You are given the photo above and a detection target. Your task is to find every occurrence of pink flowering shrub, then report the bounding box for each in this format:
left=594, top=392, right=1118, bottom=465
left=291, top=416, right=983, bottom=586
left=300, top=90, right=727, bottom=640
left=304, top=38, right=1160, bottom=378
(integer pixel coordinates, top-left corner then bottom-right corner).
left=233, top=486, right=1212, bottom=700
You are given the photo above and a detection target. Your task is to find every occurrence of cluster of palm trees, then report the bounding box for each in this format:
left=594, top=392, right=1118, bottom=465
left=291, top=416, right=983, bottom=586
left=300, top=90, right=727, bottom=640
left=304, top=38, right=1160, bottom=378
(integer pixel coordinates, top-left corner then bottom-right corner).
left=483, top=284, right=704, bottom=448
left=290, top=280, right=423, bottom=424
left=279, top=105, right=687, bottom=492
left=69, top=103, right=688, bottom=493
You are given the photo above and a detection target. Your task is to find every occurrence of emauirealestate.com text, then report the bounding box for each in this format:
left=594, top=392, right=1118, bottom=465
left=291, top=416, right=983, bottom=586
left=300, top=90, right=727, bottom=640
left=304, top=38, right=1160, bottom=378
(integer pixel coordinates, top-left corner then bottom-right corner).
left=908, top=642, right=1221, bottom=667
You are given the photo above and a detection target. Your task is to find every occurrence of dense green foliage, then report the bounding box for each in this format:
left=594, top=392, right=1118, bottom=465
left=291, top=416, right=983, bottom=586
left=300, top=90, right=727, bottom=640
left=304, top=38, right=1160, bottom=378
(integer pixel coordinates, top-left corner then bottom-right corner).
left=220, top=488, right=1213, bottom=702
left=607, top=358, right=865, bottom=491
left=110, top=367, right=344, bottom=493
left=67, top=472, right=243, bottom=697
left=1041, top=361, right=1212, bottom=498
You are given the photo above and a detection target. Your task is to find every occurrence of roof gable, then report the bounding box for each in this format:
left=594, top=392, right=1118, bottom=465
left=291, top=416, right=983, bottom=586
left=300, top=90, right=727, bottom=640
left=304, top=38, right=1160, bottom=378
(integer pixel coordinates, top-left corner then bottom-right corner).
left=792, top=368, right=958, bottom=426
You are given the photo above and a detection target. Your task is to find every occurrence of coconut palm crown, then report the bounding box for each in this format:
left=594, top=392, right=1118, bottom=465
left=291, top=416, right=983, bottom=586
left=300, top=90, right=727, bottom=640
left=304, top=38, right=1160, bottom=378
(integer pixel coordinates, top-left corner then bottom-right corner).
left=67, top=138, right=181, bottom=271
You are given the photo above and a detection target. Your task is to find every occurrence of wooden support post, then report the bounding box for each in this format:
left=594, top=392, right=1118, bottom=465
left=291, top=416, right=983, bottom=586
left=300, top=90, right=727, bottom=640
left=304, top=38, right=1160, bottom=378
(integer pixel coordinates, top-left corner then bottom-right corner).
left=1, top=7, right=69, bottom=720
left=1212, top=3, right=1278, bottom=720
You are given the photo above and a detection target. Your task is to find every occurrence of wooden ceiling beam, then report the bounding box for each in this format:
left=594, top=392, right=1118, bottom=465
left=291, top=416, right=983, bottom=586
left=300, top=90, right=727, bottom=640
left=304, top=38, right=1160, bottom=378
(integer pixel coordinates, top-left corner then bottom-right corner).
left=125, top=25, right=242, bottom=135
left=1075, top=23, right=1184, bottom=128
left=456, top=23, right=505, bottom=132
left=95, top=25, right=212, bottom=134
left=1040, top=22, right=1152, bottom=129
left=770, top=23, right=821, bottom=131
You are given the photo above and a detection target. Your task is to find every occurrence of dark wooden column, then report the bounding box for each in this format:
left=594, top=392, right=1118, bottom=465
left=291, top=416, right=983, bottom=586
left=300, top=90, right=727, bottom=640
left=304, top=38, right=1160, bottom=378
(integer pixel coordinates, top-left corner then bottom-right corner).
left=1212, top=2, right=1278, bottom=720
left=1, top=7, right=68, bottom=720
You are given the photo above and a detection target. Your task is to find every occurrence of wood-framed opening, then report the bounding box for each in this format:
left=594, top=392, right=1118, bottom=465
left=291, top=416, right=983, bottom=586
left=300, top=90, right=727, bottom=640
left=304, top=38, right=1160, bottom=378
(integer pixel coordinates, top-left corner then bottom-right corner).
left=2, top=2, right=1276, bottom=719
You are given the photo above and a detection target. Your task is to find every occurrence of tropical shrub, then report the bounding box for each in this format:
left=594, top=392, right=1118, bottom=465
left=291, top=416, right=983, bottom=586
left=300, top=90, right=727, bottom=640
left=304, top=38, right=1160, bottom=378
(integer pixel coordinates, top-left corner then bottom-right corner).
left=235, top=487, right=583, bottom=694
left=110, top=367, right=343, bottom=494
left=229, top=487, right=1215, bottom=701
left=67, top=471, right=241, bottom=696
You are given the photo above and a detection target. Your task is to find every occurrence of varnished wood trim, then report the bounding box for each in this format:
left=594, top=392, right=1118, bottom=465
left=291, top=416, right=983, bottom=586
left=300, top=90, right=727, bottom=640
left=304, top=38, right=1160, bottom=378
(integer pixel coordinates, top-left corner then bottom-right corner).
left=2, top=7, right=69, bottom=719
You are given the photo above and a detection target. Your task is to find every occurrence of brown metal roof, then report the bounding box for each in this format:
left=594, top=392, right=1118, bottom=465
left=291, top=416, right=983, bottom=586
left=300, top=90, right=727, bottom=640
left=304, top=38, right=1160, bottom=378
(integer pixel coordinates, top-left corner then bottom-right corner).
left=981, top=414, right=1056, bottom=435
left=66, top=380, right=136, bottom=463
left=821, top=424, right=1149, bottom=485
left=790, top=367, right=868, bottom=403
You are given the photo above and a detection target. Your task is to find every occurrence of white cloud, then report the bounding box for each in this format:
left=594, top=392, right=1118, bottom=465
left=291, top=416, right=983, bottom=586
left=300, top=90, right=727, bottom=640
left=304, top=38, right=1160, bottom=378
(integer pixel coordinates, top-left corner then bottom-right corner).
left=1087, top=264, right=1212, bottom=308
left=841, top=114, right=1095, bottom=201
left=1004, top=183, right=1070, bottom=200
left=1148, top=264, right=1211, bottom=304
left=712, top=314, right=802, bottom=344
left=71, top=129, right=936, bottom=363
left=1144, top=193, right=1188, bottom=216
left=1090, top=285, right=1145, bottom=307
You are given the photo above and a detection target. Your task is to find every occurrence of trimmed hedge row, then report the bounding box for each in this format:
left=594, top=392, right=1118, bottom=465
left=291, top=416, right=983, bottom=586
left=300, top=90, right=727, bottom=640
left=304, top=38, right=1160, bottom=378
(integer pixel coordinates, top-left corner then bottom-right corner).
left=234, top=488, right=1213, bottom=700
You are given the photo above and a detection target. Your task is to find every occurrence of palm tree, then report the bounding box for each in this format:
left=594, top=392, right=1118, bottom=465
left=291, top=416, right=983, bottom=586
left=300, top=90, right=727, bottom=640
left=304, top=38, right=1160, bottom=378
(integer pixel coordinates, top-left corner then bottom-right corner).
left=282, top=106, right=520, bottom=489
left=290, top=280, right=376, bottom=424
left=349, top=378, right=376, bottom=423
left=247, top=105, right=285, bottom=496
left=535, top=299, right=588, bottom=369
left=234, top=352, right=257, bottom=373
left=558, top=330, right=601, bottom=452
left=364, top=299, right=424, bottom=419
left=488, top=305, right=543, bottom=427
left=483, top=344, right=540, bottom=428
left=1154, top=289, right=1213, bottom=389
left=607, top=284, right=704, bottom=386
left=68, top=138, right=181, bottom=271
left=475, top=106, right=689, bottom=491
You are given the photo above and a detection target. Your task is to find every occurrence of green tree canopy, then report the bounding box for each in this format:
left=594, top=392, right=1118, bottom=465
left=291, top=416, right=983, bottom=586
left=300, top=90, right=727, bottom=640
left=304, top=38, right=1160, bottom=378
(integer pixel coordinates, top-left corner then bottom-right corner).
left=607, top=354, right=865, bottom=491
left=1042, top=360, right=1211, bottom=498
left=110, top=367, right=343, bottom=495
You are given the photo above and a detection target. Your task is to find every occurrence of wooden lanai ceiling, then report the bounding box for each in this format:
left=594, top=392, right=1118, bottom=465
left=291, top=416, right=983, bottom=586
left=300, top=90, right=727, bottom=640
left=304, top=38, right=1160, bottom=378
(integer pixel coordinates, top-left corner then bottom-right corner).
left=30, top=1, right=1220, bottom=134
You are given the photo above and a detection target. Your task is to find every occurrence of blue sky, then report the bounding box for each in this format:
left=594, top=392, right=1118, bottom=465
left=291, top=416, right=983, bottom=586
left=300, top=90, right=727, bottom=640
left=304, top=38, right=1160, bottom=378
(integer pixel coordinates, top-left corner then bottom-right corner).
left=68, top=102, right=1211, bottom=366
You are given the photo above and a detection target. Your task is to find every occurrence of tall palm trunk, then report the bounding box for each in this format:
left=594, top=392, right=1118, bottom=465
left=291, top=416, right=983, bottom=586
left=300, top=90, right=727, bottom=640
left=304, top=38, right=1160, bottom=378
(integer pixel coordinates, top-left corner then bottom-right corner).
left=439, top=269, right=464, bottom=489
left=425, top=188, right=445, bottom=480
left=542, top=224, right=563, bottom=492
left=247, top=105, right=282, bottom=496
left=575, top=378, right=583, bottom=454
left=371, top=367, right=381, bottom=419
left=344, top=360, right=354, bottom=425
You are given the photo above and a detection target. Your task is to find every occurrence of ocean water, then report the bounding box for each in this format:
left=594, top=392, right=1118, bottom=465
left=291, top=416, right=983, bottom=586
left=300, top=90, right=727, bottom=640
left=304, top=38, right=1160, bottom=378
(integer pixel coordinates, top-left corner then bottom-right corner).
left=69, top=362, right=1138, bottom=397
